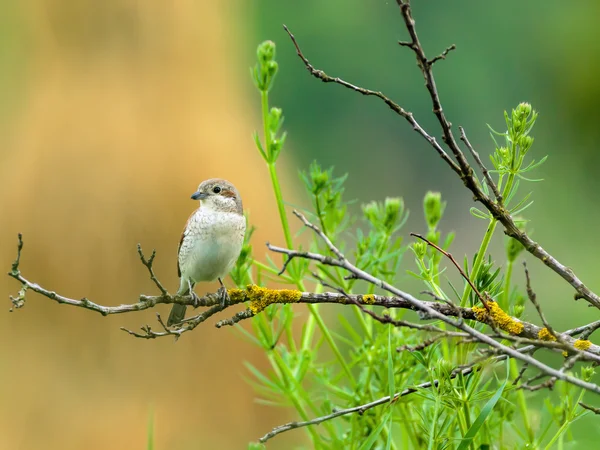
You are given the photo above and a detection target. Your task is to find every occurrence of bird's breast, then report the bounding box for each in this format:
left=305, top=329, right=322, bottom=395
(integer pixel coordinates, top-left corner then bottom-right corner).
left=179, top=210, right=245, bottom=283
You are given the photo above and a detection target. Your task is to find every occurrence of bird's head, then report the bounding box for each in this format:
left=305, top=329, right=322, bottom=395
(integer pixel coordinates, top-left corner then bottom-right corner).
left=191, top=178, right=243, bottom=214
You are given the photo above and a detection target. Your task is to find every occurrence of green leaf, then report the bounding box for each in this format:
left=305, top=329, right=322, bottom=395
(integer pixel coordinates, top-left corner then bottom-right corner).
left=146, top=407, right=154, bottom=450
left=244, top=361, right=282, bottom=392
left=456, top=360, right=510, bottom=450
left=388, top=326, right=396, bottom=398
left=510, top=200, right=534, bottom=216
left=252, top=131, right=267, bottom=160
left=470, top=207, right=490, bottom=220
left=358, top=408, right=393, bottom=450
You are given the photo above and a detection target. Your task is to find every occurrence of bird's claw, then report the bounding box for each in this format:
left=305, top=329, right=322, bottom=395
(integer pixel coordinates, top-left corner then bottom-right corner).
left=217, top=286, right=229, bottom=308
left=190, top=291, right=201, bottom=308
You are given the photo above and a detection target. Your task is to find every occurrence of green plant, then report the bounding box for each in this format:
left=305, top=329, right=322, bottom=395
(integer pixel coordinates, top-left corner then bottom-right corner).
left=235, top=7, right=599, bottom=450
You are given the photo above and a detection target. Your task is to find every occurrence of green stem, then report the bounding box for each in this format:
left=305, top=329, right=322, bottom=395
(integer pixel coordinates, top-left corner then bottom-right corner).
left=510, top=358, right=534, bottom=443
left=460, top=137, right=519, bottom=307
left=504, top=253, right=533, bottom=443
left=544, top=388, right=586, bottom=450
left=502, top=260, right=513, bottom=310
left=261, top=89, right=294, bottom=253
left=268, top=162, right=294, bottom=251
left=260, top=88, right=356, bottom=390
left=268, top=351, right=328, bottom=447
left=314, top=193, right=329, bottom=238
left=308, top=303, right=356, bottom=385
left=252, top=260, right=294, bottom=282
left=460, top=219, right=497, bottom=307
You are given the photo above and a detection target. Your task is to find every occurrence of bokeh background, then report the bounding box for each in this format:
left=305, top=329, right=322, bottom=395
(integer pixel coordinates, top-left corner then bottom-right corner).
left=1, top=1, right=600, bottom=448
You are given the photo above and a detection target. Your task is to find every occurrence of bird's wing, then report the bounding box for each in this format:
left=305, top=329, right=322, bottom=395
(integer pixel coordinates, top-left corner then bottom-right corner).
left=177, top=210, right=197, bottom=278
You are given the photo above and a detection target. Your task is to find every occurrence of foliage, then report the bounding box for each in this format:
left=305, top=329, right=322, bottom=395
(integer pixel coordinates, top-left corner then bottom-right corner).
left=230, top=37, right=595, bottom=450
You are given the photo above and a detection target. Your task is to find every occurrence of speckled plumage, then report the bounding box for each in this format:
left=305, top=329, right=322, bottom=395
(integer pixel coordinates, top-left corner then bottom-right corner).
left=177, top=208, right=245, bottom=288
left=168, top=179, right=245, bottom=326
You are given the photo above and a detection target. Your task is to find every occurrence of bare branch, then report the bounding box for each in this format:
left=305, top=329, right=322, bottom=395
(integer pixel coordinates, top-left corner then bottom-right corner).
left=284, top=4, right=600, bottom=310
left=428, top=44, right=457, bottom=66
left=259, top=346, right=531, bottom=443
left=394, top=0, right=600, bottom=310
left=259, top=364, right=477, bottom=443
left=293, top=210, right=345, bottom=260
left=137, top=244, right=168, bottom=296
left=267, top=213, right=600, bottom=395
left=121, top=305, right=224, bottom=340
left=459, top=126, right=503, bottom=203
left=524, top=261, right=560, bottom=341
left=281, top=24, right=462, bottom=177
left=579, top=402, right=600, bottom=415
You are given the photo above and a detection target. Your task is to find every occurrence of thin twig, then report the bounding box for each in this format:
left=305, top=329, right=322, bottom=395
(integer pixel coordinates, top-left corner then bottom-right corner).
left=282, top=24, right=462, bottom=177
left=284, top=6, right=600, bottom=310
left=459, top=126, right=503, bottom=203
left=427, top=44, right=457, bottom=66
left=259, top=345, right=533, bottom=443
left=411, top=232, right=488, bottom=309
left=259, top=364, right=477, bottom=443
left=579, top=402, right=600, bottom=415
left=137, top=244, right=168, bottom=296
left=267, top=214, right=600, bottom=394
left=524, top=261, right=559, bottom=341
left=121, top=305, right=224, bottom=340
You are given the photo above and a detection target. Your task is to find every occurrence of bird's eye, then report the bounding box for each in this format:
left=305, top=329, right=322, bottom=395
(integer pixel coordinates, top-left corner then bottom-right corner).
left=212, top=186, right=222, bottom=194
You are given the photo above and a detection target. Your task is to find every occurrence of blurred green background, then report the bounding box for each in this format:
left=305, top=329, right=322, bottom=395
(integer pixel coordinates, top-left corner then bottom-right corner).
left=1, top=1, right=599, bottom=448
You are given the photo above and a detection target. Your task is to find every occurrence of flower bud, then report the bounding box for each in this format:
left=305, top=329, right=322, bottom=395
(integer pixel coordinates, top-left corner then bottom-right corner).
left=362, top=201, right=380, bottom=225
left=424, top=191, right=444, bottom=229
left=519, top=135, right=533, bottom=152
left=384, top=197, right=403, bottom=229
left=257, top=40, right=276, bottom=64
left=512, top=304, right=525, bottom=318
left=412, top=241, right=427, bottom=259
left=266, top=60, right=278, bottom=78
left=269, top=107, right=282, bottom=123
left=582, top=366, right=595, bottom=382
left=436, top=358, right=454, bottom=380
left=312, top=172, right=328, bottom=194
left=517, top=102, right=532, bottom=119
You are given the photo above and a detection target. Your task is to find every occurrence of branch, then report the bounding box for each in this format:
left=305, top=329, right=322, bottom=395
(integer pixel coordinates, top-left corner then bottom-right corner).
left=427, top=44, right=456, bottom=66
left=524, top=261, right=560, bottom=341
left=267, top=212, right=600, bottom=395
left=259, top=346, right=525, bottom=443
left=410, top=232, right=489, bottom=309
left=137, top=244, right=168, bottom=296
left=282, top=24, right=462, bottom=177
left=259, top=363, right=477, bottom=443
left=579, top=402, right=600, bottom=415
left=284, top=5, right=600, bottom=310
left=8, top=234, right=600, bottom=365
left=459, top=126, right=503, bottom=203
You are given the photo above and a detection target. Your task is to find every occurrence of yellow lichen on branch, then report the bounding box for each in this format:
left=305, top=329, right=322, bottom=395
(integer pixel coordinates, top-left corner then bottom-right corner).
left=574, top=339, right=592, bottom=351
left=537, top=328, right=557, bottom=341
left=472, top=301, right=524, bottom=335
left=229, top=285, right=302, bottom=314
left=362, top=294, right=376, bottom=304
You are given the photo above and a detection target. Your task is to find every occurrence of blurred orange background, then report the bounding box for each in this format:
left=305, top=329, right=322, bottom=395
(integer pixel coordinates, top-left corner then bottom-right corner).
left=0, top=2, right=295, bottom=449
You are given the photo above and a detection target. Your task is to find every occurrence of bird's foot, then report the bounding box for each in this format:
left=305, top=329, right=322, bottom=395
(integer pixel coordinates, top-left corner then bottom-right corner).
left=190, top=291, right=201, bottom=309
left=217, top=286, right=230, bottom=308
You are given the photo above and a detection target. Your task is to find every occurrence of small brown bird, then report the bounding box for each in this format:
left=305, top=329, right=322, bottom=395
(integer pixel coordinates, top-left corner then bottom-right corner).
left=167, top=178, right=246, bottom=326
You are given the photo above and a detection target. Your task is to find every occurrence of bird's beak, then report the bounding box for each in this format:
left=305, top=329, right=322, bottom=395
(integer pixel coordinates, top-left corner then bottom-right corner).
left=191, top=191, right=208, bottom=200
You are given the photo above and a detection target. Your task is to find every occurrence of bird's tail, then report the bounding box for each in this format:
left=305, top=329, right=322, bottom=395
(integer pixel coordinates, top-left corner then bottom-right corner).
left=167, top=279, right=190, bottom=326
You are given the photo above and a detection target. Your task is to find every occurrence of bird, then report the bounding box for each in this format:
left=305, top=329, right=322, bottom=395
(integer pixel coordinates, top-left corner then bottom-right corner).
left=167, top=178, right=246, bottom=326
